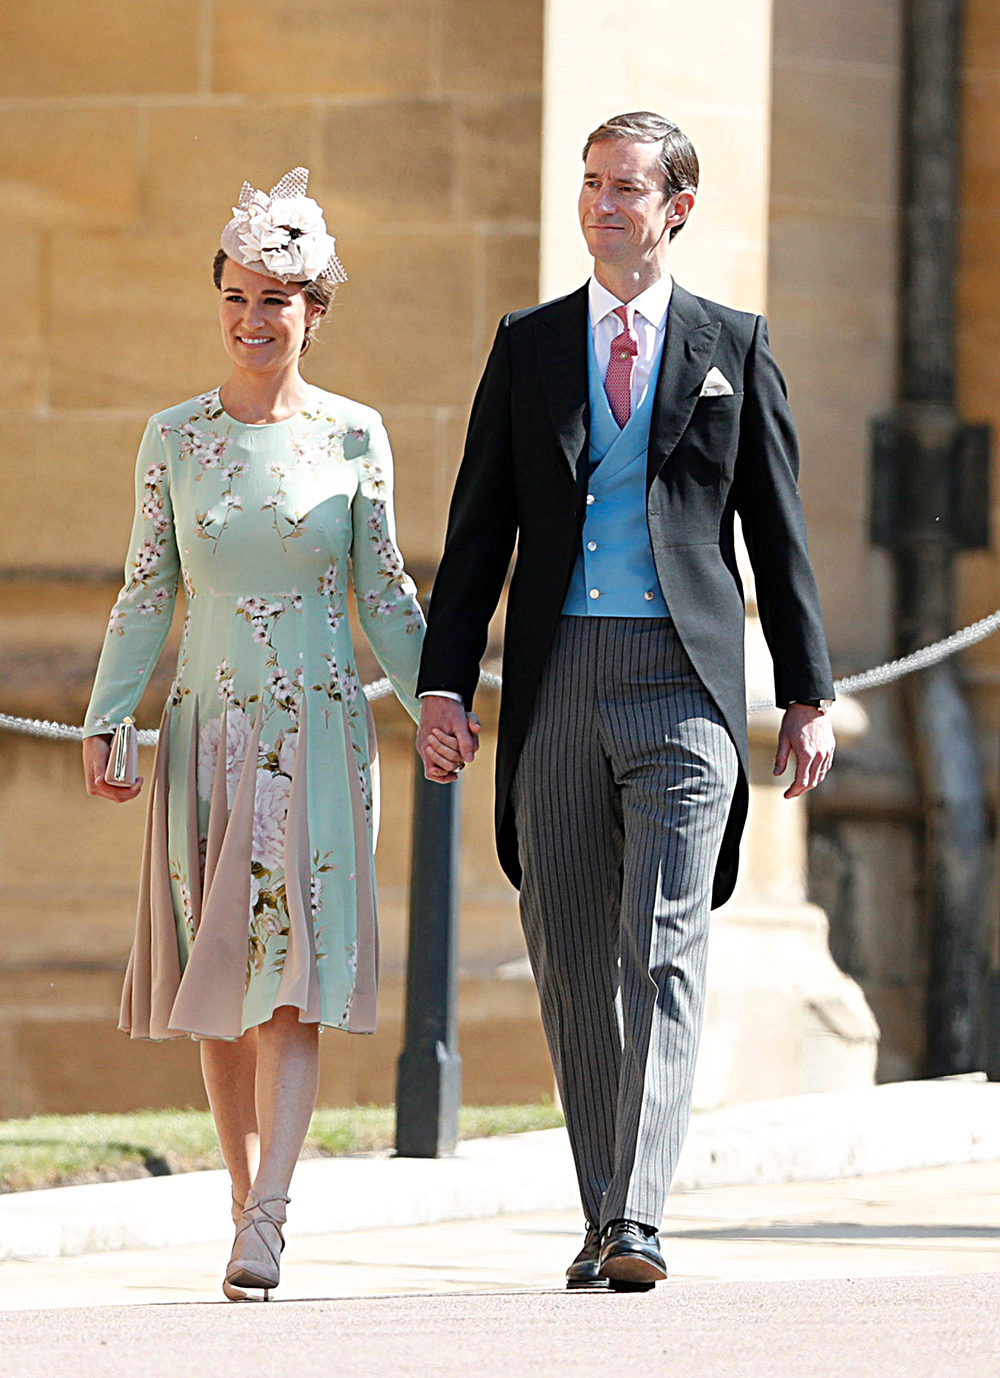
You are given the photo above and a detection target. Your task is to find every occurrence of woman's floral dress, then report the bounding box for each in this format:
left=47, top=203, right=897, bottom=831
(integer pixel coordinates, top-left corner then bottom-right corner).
left=84, top=385, right=425, bottom=1040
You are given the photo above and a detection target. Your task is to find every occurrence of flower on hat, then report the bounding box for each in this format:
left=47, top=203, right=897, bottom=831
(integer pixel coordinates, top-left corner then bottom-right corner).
left=277, top=195, right=325, bottom=235
left=221, top=169, right=348, bottom=284
left=237, top=203, right=337, bottom=280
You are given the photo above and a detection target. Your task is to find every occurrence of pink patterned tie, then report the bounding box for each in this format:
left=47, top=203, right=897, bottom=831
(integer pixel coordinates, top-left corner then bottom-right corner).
left=603, top=304, right=638, bottom=428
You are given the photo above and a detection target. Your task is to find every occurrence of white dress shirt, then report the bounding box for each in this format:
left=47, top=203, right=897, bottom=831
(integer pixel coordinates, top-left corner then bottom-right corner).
left=589, top=272, right=673, bottom=415
left=422, top=274, right=674, bottom=705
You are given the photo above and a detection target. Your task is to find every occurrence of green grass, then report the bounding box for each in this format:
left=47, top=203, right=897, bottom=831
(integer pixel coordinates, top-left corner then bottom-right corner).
left=0, top=1102, right=565, bottom=1195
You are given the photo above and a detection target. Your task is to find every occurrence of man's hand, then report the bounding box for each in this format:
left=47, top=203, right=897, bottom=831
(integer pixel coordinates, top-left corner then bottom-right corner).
left=82, top=734, right=145, bottom=803
left=416, top=696, right=481, bottom=784
left=773, top=704, right=835, bottom=799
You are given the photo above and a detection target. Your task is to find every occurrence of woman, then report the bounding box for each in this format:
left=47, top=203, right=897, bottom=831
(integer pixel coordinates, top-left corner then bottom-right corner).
left=82, top=168, right=438, bottom=1300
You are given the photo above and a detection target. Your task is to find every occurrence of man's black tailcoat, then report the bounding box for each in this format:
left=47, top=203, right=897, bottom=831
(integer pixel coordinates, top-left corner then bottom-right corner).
left=416, top=282, right=834, bottom=908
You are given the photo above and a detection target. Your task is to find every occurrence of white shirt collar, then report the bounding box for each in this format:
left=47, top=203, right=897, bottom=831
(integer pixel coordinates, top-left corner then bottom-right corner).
left=588, top=272, right=674, bottom=331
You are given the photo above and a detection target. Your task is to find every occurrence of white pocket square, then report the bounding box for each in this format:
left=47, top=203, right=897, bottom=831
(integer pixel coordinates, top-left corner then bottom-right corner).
left=699, top=366, right=734, bottom=397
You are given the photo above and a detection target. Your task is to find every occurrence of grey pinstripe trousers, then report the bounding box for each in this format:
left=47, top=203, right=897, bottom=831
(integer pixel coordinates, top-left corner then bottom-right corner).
left=510, top=616, right=738, bottom=1229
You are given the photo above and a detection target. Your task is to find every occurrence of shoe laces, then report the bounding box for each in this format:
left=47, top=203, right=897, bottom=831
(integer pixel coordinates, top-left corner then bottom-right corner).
left=608, top=1218, right=655, bottom=1241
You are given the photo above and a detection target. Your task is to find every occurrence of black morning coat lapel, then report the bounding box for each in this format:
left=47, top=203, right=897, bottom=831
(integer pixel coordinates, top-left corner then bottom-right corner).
left=647, top=283, right=722, bottom=488
left=536, top=284, right=590, bottom=484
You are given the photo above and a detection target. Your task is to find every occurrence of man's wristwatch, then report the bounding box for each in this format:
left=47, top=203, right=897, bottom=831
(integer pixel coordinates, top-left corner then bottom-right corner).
left=791, top=699, right=834, bottom=713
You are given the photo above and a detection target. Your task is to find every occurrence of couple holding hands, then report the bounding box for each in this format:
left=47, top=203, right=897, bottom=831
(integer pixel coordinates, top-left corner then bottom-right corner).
left=83, top=110, right=835, bottom=1300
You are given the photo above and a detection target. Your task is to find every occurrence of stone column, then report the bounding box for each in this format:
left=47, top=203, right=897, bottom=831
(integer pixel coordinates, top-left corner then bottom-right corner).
left=540, top=0, right=776, bottom=307
left=539, top=0, right=879, bottom=1105
left=693, top=549, right=878, bottom=1109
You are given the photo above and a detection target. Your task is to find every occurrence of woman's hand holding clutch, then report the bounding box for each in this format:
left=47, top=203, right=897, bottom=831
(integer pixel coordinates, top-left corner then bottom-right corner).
left=82, top=733, right=145, bottom=803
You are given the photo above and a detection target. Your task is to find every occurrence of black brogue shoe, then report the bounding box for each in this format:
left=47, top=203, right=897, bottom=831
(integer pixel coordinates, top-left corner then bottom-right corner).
left=565, top=1223, right=608, bottom=1289
left=599, top=1219, right=668, bottom=1290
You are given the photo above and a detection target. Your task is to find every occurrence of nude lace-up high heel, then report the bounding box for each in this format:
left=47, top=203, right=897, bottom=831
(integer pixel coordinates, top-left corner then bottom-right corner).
left=223, top=1190, right=290, bottom=1301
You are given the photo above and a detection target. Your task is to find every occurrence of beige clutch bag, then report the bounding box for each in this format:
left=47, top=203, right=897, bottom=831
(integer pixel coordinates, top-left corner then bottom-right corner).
left=104, top=716, right=138, bottom=788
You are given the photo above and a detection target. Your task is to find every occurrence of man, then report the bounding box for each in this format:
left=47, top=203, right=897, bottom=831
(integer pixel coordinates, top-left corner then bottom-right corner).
left=416, top=111, right=835, bottom=1291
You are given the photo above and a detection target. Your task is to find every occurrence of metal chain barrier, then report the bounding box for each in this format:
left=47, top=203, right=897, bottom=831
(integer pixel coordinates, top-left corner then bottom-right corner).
left=2, top=619, right=998, bottom=744
left=746, top=606, right=1000, bottom=715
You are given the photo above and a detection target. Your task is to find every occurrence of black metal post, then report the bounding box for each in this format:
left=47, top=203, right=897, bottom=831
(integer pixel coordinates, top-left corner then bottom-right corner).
left=985, top=971, right=1000, bottom=1080
left=871, top=0, right=988, bottom=1076
left=394, top=767, right=463, bottom=1157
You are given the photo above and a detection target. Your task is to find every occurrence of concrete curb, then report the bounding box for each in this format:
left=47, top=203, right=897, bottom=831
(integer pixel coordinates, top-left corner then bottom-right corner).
left=674, top=1077, right=1000, bottom=1190
left=1, top=1078, right=998, bottom=1262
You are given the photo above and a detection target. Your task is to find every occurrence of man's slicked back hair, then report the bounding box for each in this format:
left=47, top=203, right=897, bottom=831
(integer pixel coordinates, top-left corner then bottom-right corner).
left=583, top=111, right=699, bottom=240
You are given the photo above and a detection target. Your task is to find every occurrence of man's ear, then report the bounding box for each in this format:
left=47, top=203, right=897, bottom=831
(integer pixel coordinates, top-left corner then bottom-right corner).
left=668, top=190, right=696, bottom=229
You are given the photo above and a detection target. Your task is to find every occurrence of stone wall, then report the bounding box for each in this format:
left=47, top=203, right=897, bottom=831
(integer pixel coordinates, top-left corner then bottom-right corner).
left=765, top=0, right=921, bottom=1080
left=0, top=0, right=542, bottom=571
left=771, top=0, right=1000, bottom=1080
left=4, top=0, right=1000, bottom=1114
left=956, top=0, right=1000, bottom=997
left=0, top=0, right=545, bottom=1114
left=539, top=0, right=775, bottom=308
left=958, top=0, right=1000, bottom=809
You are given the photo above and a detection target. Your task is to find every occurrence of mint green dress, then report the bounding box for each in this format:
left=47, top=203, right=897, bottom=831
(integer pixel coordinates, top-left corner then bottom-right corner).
left=84, top=386, right=425, bottom=1040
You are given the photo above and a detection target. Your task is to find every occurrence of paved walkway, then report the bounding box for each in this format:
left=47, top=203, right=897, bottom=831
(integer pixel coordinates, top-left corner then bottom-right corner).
left=5, top=1087, right=1000, bottom=1375
left=1, top=1159, right=999, bottom=1307
left=4, top=1274, right=999, bottom=1378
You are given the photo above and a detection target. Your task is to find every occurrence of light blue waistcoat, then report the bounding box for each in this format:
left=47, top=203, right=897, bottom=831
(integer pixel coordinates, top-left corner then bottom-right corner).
left=562, top=325, right=670, bottom=617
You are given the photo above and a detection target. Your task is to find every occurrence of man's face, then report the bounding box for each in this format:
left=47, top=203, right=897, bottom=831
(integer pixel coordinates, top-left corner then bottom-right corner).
left=578, top=138, right=678, bottom=273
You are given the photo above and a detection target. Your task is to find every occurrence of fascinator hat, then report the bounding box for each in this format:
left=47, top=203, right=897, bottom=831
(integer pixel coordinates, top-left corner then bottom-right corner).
left=220, top=167, right=348, bottom=285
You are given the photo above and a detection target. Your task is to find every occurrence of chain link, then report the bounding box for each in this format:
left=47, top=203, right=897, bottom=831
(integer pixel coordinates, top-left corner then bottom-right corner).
left=746, top=608, right=1000, bottom=713
left=1, top=674, right=407, bottom=746
left=2, top=621, right=997, bottom=744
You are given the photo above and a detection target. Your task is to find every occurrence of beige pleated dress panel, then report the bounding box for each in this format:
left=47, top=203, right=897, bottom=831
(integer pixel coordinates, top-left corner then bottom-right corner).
left=84, top=386, right=425, bottom=1040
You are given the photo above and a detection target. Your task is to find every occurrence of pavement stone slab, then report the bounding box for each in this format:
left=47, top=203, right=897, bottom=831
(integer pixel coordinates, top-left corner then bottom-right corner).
left=0, top=1160, right=998, bottom=1314
left=4, top=1078, right=1000, bottom=1265
left=2, top=1275, right=999, bottom=1378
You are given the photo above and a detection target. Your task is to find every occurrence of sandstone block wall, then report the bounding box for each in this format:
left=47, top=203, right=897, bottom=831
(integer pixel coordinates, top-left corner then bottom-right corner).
left=771, top=0, right=1000, bottom=1079
left=4, top=0, right=1000, bottom=1112
left=0, top=0, right=544, bottom=1113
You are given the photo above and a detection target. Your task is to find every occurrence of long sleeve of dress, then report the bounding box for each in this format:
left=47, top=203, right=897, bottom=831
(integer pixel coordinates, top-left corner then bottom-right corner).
left=83, top=419, right=181, bottom=737
left=350, top=415, right=425, bottom=723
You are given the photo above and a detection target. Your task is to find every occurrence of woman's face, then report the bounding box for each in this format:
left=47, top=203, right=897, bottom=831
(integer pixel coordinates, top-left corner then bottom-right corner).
left=219, top=259, right=321, bottom=373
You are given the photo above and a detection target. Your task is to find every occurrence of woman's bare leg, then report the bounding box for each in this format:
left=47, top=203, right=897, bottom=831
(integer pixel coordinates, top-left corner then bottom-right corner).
left=200, top=1027, right=260, bottom=1221
left=253, top=1005, right=320, bottom=1199
left=224, top=1005, right=319, bottom=1279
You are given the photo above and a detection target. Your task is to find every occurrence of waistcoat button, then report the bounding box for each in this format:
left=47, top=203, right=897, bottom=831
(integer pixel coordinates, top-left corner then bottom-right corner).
left=644, top=590, right=655, bottom=601
left=589, top=589, right=600, bottom=600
